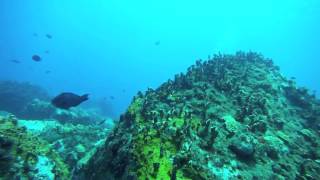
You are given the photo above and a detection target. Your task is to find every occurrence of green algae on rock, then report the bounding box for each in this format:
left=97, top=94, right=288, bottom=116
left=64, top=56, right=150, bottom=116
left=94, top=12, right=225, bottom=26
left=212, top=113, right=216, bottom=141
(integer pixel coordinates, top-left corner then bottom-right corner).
left=83, top=52, right=320, bottom=179
left=17, top=118, right=112, bottom=174
left=0, top=115, right=70, bottom=179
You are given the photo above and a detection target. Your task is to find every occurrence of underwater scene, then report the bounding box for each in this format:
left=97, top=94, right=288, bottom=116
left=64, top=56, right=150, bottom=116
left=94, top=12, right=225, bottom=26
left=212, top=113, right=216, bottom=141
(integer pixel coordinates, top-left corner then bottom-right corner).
left=0, top=0, right=320, bottom=180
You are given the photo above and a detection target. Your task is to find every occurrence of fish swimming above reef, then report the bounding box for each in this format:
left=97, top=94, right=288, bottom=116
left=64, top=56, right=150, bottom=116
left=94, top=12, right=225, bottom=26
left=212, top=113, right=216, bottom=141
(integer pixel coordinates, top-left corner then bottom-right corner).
left=51, top=92, right=89, bottom=109
left=32, top=55, right=42, bottom=62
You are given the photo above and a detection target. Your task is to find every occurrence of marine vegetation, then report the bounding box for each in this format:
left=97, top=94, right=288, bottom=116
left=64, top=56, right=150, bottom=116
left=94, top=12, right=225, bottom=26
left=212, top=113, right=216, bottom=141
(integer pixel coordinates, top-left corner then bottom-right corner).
left=0, top=115, right=70, bottom=179
left=18, top=117, right=113, bottom=174
left=83, top=52, right=320, bottom=179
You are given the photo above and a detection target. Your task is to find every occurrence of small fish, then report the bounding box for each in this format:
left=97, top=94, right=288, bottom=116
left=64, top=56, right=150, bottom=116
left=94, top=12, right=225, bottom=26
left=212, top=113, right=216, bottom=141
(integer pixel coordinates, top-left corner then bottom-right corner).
left=45, top=50, right=50, bottom=54
left=155, top=41, right=160, bottom=46
left=110, top=96, right=115, bottom=100
left=45, top=70, right=51, bottom=74
left=51, top=92, right=89, bottom=109
left=10, top=59, right=21, bottom=64
left=33, top=33, right=38, bottom=37
left=32, top=55, right=42, bottom=62
left=97, top=119, right=107, bottom=125
left=46, top=34, right=52, bottom=39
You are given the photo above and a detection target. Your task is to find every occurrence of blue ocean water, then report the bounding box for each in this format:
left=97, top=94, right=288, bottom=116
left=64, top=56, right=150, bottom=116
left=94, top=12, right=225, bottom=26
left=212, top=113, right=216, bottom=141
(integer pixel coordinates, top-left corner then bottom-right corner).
left=0, top=0, right=319, bottom=117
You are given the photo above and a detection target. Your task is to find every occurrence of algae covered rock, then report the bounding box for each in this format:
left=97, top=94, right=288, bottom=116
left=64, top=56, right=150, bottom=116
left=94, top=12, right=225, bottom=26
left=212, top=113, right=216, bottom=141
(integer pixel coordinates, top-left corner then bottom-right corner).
left=83, top=52, right=320, bottom=179
left=0, top=115, right=70, bottom=179
left=229, top=137, right=255, bottom=159
left=17, top=118, right=112, bottom=173
left=0, top=136, right=14, bottom=175
left=21, top=98, right=56, bottom=119
left=52, top=108, right=106, bottom=125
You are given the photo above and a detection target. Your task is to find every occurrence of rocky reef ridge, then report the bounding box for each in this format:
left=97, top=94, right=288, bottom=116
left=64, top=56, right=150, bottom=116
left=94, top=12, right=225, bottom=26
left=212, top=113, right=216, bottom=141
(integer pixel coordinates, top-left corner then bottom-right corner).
left=83, top=52, right=320, bottom=179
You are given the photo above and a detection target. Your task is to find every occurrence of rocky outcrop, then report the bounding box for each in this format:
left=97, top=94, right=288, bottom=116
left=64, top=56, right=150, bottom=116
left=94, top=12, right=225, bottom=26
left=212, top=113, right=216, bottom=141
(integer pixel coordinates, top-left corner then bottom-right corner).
left=83, top=52, right=320, bottom=179
left=0, top=81, right=49, bottom=118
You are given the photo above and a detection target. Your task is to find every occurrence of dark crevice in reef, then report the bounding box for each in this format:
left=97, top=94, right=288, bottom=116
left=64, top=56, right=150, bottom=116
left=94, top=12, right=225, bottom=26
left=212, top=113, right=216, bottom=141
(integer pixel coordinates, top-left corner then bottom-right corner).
left=82, top=52, right=320, bottom=179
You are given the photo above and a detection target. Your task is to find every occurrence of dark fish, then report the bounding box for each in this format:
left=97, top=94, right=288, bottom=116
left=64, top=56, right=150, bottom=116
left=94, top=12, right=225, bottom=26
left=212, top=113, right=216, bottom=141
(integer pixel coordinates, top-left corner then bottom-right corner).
left=155, top=41, right=160, bottom=46
left=32, top=55, right=42, bottom=62
left=45, top=70, right=51, bottom=74
left=33, top=33, right=38, bottom=37
left=51, top=92, right=89, bottom=109
left=45, top=50, right=50, bottom=54
left=110, top=96, right=115, bottom=100
left=97, top=119, right=107, bottom=125
left=10, top=59, right=21, bottom=64
left=46, top=34, right=52, bottom=39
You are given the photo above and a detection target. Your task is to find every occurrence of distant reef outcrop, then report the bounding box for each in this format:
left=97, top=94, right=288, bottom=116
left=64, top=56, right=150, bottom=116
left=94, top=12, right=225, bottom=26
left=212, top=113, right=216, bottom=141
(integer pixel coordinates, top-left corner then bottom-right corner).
left=83, top=52, right=320, bottom=179
left=0, top=81, right=108, bottom=125
left=0, top=81, right=49, bottom=117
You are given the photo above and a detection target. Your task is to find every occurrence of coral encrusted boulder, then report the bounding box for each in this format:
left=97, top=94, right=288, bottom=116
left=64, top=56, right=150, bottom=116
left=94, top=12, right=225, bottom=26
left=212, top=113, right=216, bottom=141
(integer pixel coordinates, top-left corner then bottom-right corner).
left=0, top=115, right=70, bottom=179
left=83, top=52, right=320, bottom=179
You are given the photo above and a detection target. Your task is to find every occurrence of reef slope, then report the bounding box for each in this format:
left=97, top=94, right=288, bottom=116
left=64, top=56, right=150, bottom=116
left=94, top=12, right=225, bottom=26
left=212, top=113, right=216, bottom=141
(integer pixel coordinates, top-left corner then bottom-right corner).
left=0, top=115, right=70, bottom=179
left=84, top=52, right=320, bottom=179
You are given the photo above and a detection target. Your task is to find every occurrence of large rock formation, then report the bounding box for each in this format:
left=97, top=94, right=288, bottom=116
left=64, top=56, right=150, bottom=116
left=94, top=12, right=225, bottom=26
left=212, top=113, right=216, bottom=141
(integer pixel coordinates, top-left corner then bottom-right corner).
left=83, top=52, right=320, bottom=179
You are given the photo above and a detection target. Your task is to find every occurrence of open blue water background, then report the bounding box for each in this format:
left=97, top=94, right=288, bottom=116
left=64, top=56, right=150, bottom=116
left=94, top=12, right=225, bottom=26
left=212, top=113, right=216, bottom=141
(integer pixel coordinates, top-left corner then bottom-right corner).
left=0, top=0, right=319, bottom=116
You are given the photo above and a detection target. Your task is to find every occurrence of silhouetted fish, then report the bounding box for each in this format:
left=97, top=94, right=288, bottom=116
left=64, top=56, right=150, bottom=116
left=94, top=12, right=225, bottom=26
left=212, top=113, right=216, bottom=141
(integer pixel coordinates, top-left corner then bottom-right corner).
left=110, top=96, right=115, bottom=100
left=45, top=70, right=51, bottom=74
left=32, top=55, right=42, bottom=62
left=97, top=119, right=107, bottom=125
left=51, top=93, right=89, bottom=109
left=46, top=34, right=52, bottom=39
left=10, top=59, right=21, bottom=64
left=45, top=50, right=50, bottom=54
left=155, top=41, right=160, bottom=46
left=33, top=33, right=38, bottom=37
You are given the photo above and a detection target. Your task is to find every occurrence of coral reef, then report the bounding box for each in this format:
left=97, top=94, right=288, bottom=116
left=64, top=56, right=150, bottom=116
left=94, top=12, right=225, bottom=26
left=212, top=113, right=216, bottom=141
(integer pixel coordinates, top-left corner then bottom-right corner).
left=21, top=99, right=56, bottom=119
left=0, top=115, right=70, bottom=179
left=20, top=98, right=107, bottom=125
left=83, top=52, right=320, bottom=179
left=0, top=83, right=115, bottom=179
left=0, top=81, right=49, bottom=118
left=18, top=118, right=113, bottom=172
left=52, top=108, right=106, bottom=125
